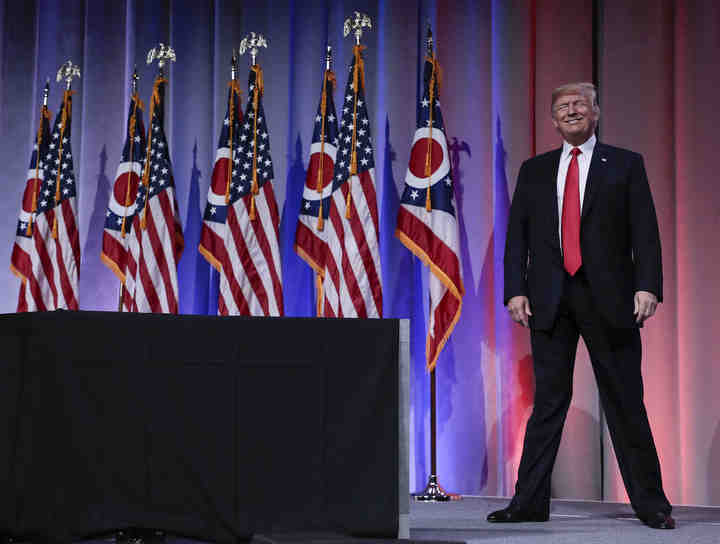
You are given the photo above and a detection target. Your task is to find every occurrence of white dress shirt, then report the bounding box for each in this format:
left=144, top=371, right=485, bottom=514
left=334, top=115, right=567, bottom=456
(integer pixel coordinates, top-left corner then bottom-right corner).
left=557, top=133, right=596, bottom=248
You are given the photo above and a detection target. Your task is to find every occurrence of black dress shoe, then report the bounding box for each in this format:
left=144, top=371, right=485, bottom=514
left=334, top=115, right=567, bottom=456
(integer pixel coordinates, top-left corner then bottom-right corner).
left=641, top=512, right=675, bottom=529
left=487, top=506, right=549, bottom=523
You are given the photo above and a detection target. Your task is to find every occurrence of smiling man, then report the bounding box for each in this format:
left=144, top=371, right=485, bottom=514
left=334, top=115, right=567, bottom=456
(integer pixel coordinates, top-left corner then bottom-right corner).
left=490, top=82, right=674, bottom=529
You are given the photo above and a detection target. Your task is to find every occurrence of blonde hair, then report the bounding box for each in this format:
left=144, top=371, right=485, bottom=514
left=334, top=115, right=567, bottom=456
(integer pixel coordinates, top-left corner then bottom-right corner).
left=551, top=82, right=600, bottom=114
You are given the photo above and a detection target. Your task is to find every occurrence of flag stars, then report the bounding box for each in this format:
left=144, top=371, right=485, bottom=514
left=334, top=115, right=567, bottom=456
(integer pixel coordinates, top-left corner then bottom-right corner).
left=410, top=190, right=419, bottom=200
left=421, top=98, right=429, bottom=107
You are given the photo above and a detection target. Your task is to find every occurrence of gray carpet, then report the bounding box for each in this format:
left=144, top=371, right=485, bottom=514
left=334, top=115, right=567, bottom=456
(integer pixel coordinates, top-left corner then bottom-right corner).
left=411, top=496, right=720, bottom=544
left=78, top=497, right=720, bottom=544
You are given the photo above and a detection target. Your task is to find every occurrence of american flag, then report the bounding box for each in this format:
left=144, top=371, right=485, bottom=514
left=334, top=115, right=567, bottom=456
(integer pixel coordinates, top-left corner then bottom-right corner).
left=200, top=66, right=283, bottom=316
left=123, top=76, right=184, bottom=313
left=396, top=53, right=464, bottom=371
left=101, top=93, right=147, bottom=311
left=10, top=91, right=81, bottom=311
left=322, top=46, right=382, bottom=318
left=294, top=67, right=339, bottom=315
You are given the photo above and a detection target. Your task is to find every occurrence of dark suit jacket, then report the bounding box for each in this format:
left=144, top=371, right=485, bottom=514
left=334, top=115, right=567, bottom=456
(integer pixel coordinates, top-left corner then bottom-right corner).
left=503, top=141, right=662, bottom=330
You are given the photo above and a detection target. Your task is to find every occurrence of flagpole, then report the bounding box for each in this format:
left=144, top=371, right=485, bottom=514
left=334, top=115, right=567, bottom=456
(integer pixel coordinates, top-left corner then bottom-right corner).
left=414, top=24, right=461, bottom=503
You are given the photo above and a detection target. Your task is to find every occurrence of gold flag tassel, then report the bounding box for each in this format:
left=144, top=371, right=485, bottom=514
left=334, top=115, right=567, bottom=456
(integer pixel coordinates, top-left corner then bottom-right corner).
left=345, top=44, right=365, bottom=220
left=225, top=80, right=241, bottom=205
left=316, top=69, right=336, bottom=232
left=249, top=64, right=264, bottom=221
left=52, top=90, right=74, bottom=239
left=121, top=94, right=144, bottom=238
left=424, top=54, right=439, bottom=213
left=140, top=76, right=166, bottom=230
left=27, top=105, right=52, bottom=236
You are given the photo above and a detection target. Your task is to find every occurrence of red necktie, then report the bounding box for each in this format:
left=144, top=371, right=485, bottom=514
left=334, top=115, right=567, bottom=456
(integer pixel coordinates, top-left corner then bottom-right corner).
left=562, top=148, right=582, bottom=275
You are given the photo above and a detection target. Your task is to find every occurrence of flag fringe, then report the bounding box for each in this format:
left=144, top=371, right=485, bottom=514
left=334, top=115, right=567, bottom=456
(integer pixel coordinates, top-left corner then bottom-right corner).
left=395, top=228, right=464, bottom=371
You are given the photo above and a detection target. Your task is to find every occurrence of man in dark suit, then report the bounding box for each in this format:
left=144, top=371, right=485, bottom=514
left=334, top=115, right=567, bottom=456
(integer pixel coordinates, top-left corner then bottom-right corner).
left=488, top=82, right=674, bottom=529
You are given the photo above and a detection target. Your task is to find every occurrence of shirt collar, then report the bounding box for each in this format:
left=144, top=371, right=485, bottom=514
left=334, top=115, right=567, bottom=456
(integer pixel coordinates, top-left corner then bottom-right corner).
left=562, top=133, right=597, bottom=158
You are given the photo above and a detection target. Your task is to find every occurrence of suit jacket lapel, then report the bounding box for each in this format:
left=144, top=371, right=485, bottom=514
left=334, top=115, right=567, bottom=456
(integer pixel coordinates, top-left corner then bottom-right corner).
left=548, top=148, right=562, bottom=250
left=581, top=142, right=607, bottom=220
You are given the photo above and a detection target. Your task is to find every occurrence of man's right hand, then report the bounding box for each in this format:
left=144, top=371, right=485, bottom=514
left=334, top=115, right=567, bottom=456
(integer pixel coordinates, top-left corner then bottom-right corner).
left=507, top=296, right=532, bottom=327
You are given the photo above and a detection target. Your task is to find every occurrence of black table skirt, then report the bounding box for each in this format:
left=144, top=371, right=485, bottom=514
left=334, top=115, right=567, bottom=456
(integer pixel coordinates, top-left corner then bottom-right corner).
left=0, top=311, right=399, bottom=543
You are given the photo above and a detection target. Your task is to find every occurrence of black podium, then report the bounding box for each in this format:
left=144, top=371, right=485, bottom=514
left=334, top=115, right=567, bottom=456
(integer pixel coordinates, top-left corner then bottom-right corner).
left=0, top=311, right=402, bottom=543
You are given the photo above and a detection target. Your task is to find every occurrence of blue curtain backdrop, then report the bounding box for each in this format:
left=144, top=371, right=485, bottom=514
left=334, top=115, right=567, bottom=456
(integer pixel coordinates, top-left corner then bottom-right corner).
left=2, top=0, right=720, bottom=506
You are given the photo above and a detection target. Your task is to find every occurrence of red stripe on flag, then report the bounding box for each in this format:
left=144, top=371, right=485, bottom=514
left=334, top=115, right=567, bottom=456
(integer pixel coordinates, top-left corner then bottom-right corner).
left=33, top=220, right=58, bottom=305
left=145, top=199, right=178, bottom=313
left=396, top=208, right=462, bottom=290
left=227, top=205, right=270, bottom=315
left=247, top=185, right=283, bottom=315
left=294, top=221, right=326, bottom=273
left=52, top=231, right=79, bottom=310
left=428, top=289, right=462, bottom=365
left=62, top=199, right=81, bottom=271
left=329, top=194, right=367, bottom=318
left=348, top=176, right=382, bottom=316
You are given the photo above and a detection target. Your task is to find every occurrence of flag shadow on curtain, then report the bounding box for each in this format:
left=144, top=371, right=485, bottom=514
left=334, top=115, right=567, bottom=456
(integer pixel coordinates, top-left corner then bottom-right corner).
left=481, top=116, right=534, bottom=497
left=80, top=145, right=118, bottom=310
left=436, top=132, right=491, bottom=493
left=280, top=134, right=314, bottom=317
left=377, top=115, right=429, bottom=492
left=178, top=140, right=210, bottom=315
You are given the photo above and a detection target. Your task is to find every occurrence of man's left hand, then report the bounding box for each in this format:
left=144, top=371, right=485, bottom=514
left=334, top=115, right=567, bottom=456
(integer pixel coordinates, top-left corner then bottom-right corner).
left=634, top=291, right=658, bottom=324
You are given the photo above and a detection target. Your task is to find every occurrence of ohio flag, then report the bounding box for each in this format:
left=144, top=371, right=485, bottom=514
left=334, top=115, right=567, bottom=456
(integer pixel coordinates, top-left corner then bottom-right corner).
left=396, top=52, right=464, bottom=370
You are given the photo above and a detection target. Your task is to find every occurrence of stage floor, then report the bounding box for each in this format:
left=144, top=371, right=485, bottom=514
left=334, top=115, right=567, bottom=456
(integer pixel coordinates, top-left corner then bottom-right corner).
left=67, top=496, right=720, bottom=544
left=410, top=496, right=720, bottom=544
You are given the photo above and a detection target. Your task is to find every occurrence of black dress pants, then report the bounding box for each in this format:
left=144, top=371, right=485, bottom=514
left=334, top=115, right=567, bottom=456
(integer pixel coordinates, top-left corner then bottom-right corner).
left=510, top=270, right=671, bottom=518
